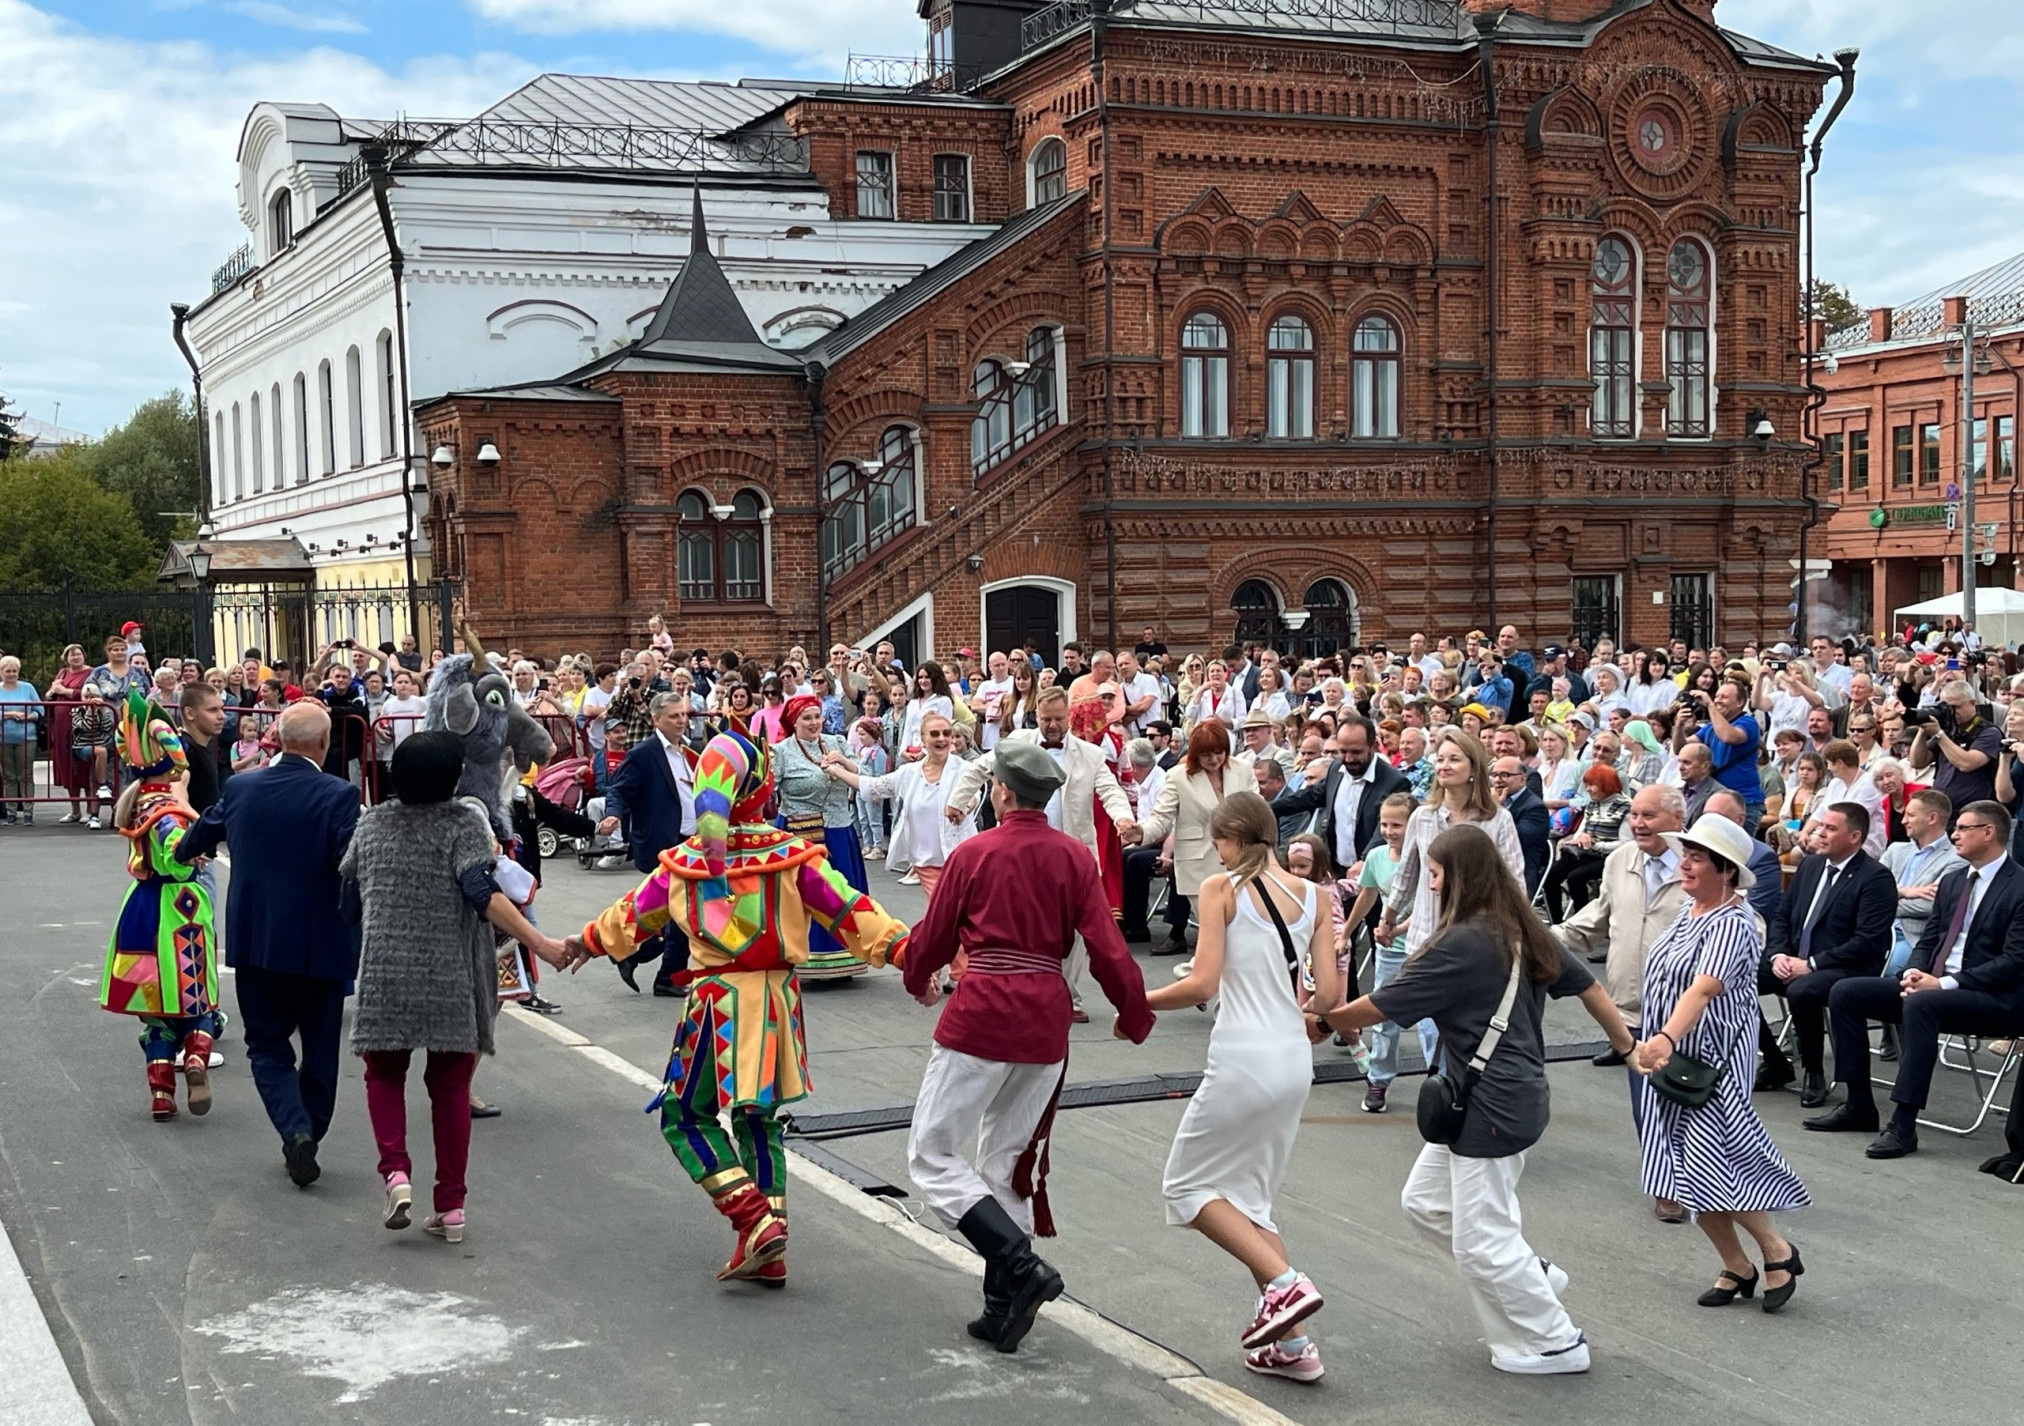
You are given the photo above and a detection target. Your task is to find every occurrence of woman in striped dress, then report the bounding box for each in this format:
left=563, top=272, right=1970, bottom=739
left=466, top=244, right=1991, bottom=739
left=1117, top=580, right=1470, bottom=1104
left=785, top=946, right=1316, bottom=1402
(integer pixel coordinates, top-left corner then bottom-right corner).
left=1632, top=816, right=1810, bottom=1313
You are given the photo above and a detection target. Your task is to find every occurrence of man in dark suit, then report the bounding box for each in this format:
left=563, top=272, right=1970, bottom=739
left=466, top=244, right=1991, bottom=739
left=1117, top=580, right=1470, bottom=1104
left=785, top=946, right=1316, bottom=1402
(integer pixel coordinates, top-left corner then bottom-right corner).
left=596, top=692, right=698, bottom=995
left=1268, top=715, right=1408, bottom=878
left=1757, top=801, right=1896, bottom=1105
left=1810, top=800, right=2024, bottom=1160
left=1491, top=755, right=1550, bottom=896
left=178, top=702, right=359, bottom=1188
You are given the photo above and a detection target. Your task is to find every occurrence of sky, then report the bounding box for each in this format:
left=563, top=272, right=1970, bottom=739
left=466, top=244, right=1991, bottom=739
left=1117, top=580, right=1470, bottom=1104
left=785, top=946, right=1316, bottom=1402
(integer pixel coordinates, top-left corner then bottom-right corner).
left=2, top=0, right=2021, bottom=435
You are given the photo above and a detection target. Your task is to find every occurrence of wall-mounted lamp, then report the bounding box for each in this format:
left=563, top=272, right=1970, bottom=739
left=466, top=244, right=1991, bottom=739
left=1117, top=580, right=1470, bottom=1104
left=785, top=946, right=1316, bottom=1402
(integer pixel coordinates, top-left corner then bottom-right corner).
left=1004, top=361, right=1032, bottom=377
left=859, top=459, right=883, bottom=476
left=476, top=442, right=502, bottom=464
left=965, top=554, right=984, bottom=573
left=431, top=445, right=455, bottom=467
left=1746, top=409, right=1774, bottom=443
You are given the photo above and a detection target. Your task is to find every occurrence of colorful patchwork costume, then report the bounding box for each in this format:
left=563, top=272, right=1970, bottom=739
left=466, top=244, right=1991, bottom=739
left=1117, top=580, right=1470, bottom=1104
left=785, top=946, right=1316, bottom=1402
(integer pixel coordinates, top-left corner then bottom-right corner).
left=580, top=729, right=908, bottom=1285
left=99, top=691, right=220, bottom=1122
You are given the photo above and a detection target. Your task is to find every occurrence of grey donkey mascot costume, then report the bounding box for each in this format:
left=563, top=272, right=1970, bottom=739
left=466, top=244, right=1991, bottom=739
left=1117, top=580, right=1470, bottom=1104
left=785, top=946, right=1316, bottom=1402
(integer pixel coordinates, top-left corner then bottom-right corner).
left=423, top=605, right=554, bottom=842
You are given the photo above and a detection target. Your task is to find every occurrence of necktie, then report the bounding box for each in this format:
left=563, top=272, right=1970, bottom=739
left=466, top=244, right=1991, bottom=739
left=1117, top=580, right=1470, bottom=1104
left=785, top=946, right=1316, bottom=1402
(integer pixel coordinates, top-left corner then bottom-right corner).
left=1643, top=854, right=1665, bottom=905
left=1798, top=864, right=1838, bottom=960
left=1041, top=740, right=1064, bottom=750
left=1936, top=869, right=1978, bottom=975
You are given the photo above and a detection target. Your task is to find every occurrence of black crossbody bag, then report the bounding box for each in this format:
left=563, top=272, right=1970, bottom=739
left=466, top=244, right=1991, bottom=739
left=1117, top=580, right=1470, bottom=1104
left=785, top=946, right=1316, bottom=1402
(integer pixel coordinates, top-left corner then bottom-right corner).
left=1416, top=952, right=1524, bottom=1146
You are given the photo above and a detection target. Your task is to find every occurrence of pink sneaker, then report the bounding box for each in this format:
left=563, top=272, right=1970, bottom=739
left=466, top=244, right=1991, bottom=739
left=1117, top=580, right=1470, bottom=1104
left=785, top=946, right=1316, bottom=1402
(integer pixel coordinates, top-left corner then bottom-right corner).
left=1245, top=1339, right=1324, bottom=1383
left=1241, top=1272, right=1322, bottom=1349
left=382, top=1173, right=412, bottom=1231
left=424, top=1209, right=465, bottom=1244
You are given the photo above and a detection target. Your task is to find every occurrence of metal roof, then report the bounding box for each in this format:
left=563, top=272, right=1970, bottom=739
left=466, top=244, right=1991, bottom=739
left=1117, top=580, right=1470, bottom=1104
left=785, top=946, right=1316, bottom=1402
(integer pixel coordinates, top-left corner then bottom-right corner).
left=480, top=74, right=819, bottom=135
left=1826, top=249, right=2024, bottom=353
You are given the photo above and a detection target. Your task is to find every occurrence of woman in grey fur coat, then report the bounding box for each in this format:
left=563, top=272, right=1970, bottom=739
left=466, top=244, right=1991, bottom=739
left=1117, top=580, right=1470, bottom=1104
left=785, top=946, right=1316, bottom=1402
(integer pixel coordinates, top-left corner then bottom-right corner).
left=340, top=731, right=569, bottom=1243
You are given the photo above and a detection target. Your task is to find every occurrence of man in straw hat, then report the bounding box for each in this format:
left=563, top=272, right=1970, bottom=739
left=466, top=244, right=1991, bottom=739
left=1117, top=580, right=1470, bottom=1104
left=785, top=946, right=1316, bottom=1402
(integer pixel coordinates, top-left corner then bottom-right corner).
left=904, top=738, right=1155, bottom=1353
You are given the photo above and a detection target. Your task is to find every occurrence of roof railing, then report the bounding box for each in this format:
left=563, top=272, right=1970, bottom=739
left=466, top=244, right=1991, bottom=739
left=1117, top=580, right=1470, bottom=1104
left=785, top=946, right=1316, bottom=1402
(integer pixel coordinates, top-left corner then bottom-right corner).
left=210, top=244, right=255, bottom=294
left=843, top=54, right=988, bottom=93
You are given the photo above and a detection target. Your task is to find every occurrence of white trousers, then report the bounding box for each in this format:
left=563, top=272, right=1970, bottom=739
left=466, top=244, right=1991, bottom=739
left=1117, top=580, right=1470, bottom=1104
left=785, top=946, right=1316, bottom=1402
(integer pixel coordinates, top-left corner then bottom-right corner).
left=908, top=1045, right=1064, bottom=1233
left=1065, top=939, right=1088, bottom=1008
left=1400, top=1144, right=1580, bottom=1364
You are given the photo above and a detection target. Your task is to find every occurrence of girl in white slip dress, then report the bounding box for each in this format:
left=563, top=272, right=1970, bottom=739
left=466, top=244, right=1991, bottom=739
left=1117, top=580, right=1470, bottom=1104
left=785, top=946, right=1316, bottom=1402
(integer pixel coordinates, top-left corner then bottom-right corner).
left=1144, top=791, right=1339, bottom=1385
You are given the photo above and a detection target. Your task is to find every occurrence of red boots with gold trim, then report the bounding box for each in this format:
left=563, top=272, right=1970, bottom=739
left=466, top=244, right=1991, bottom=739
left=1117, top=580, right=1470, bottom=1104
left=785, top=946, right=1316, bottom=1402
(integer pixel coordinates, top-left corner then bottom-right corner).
left=148, top=1061, right=178, bottom=1121
left=711, top=1182, right=787, bottom=1282
left=181, top=1030, right=214, bottom=1117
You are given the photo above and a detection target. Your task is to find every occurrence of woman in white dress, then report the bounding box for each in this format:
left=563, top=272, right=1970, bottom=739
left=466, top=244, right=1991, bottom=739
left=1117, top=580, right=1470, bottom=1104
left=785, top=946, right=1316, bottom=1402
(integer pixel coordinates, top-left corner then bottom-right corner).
left=897, top=661, right=956, bottom=759
left=824, top=711, right=975, bottom=900
left=1144, top=791, right=1339, bottom=1386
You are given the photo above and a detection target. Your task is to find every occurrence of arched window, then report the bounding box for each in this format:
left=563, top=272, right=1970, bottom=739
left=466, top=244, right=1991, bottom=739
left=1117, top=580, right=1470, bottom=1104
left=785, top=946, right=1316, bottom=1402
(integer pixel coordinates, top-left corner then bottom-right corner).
left=1231, top=579, right=1280, bottom=648
left=293, top=373, right=310, bottom=483
left=376, top=330, right=397, bottom=459
left=269, top=189, right=293, bottom=255
left=231, top=401, right=245, bottom=501
left=1181, top=311, right=1230, bottom=438
left=971, top=329, right=1060, bottom=476
left=1298, top=579, right=1358, bottom=660
left=1266, top=314, right=1315, bottom=439
left=270, top=381, right=284, bottom=488
left=1665, top=238, right=1712, bottom=438
left=317, top=360, right=336, bottom=475
left=249, top=391, right=264, bottom=492
left=1030, top=138, right=1067, bottom=207
left=675, top=489, right=767, bottom=604
left=344, top=345, right=364, bottom=468
left=213, top=411, right=228, bottom=506
left=824, top=426, right=920, bottom=576
left=1351, top=315, right=1401, bottom=438
left=1590, top=235, right=1637, bottom=439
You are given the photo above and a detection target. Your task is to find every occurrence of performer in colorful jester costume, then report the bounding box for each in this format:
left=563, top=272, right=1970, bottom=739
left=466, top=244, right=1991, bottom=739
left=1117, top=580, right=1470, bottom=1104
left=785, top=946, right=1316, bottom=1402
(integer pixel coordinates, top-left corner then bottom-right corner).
left=568, top=728, right=909, bottom=1286
left=100, top=690, right=221, bottom=1123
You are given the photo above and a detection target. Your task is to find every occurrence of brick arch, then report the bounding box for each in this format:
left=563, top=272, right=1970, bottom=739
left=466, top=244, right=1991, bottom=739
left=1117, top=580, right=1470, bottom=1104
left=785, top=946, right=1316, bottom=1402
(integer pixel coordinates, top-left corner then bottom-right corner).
left=1256, top=219, right=1300, bottom=259
left=1163, top=219, right=1213, bottom=256
left=1207, top=557, right=1290, bottom=618
left=1171, top=289, right=1248, bottom=349
left=964, top=288, right=1066, bottom=350
left=1289, top=553, right=1380, bottom=615
left=666, top=447, right=780, bottom=488
left=1299, top=224, right=1339, bottom=263
left=1344, top=295, right=1417, bottom=350
left=1259, top=293, right=1332, bottom=351
left=1659, top=202, right=1729, bottom=244
left=1383, top=223, right=1434, bottom=269
left=1211, top=220, right=1252, bottom=259
left=828, top=388, right=929, bottom=450
left=1589, top=200, right=1667, bottom=257
left=571, top=476, right=616, bottom=511
left=514, top=478, right=560, bottom=508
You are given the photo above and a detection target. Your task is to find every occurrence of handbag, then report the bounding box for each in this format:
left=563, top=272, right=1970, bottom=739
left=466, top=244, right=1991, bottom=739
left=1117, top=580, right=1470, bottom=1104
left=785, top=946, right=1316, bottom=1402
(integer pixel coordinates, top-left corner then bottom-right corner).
left=1648, top=1019, right=1747, bottom=1109
left=1416, top=951, right=1524, bottom=1146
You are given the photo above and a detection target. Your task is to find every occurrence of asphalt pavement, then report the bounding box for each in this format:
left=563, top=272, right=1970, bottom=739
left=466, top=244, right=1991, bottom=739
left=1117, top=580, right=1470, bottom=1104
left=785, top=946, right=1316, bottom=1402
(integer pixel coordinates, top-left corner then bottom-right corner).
left=1, top=826, right=2019, bottom=1425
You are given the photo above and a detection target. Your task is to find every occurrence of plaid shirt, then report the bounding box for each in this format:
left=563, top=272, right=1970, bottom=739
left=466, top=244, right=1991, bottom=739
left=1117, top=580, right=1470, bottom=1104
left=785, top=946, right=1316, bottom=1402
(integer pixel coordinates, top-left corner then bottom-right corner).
left=608, top=683, right=654, bottom=747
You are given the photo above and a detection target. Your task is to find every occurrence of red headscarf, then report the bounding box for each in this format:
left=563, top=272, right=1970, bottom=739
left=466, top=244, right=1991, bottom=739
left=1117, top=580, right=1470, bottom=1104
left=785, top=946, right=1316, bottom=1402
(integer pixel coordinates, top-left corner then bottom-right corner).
left=781, top=693, right=823, bottom=733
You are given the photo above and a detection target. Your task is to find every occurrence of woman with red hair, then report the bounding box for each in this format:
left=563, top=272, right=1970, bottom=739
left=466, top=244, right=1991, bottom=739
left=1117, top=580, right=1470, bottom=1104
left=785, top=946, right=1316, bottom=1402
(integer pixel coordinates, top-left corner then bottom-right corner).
left=772, top=693, right=876, bottom=981
left=1541, top=761, right=1631, bottom=922
left=1135, top=720, right=1260, bottom=958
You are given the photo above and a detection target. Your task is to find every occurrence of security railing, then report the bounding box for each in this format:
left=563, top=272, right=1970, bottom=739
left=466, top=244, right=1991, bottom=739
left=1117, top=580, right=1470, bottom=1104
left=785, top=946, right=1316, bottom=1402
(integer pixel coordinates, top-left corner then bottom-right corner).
left=210, top=244, right=255, bottom=294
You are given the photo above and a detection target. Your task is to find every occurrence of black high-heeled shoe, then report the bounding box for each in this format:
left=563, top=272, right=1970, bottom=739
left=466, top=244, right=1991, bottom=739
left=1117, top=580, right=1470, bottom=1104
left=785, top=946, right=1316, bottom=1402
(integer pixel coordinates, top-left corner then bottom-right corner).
left=1697, top=1268, right=1758, bottom=1307
left=1761, top=1245, right=1805, bottom=1313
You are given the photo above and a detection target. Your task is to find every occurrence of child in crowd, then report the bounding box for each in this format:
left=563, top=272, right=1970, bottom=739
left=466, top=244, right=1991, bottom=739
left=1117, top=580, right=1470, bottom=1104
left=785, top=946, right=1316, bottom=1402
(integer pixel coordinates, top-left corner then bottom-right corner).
left=1342, top=792, right=1434, bottom=1114
left=646, top=613, right=674, bottom=659
left=851, top=715, right=890, bottom=859
left=232, top=722, right=268, bottom=772
left=1285, top=832, right=1366, bottom=1072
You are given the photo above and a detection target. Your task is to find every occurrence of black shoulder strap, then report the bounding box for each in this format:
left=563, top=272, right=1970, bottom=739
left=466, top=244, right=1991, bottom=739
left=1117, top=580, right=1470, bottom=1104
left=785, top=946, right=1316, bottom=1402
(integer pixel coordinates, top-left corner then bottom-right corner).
left=1254, top=874, right=1302, bottom=974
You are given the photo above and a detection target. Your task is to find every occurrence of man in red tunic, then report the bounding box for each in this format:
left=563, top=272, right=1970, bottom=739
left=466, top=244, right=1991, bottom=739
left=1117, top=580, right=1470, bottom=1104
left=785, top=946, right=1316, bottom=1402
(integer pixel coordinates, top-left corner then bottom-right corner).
left=903, top=739, right=1156, bottom=1353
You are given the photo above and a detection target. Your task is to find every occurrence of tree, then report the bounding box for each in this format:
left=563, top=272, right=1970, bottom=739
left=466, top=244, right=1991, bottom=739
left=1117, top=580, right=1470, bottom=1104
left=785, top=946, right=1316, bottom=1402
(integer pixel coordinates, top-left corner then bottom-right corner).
left=1808, top=279, right=1864, bottom=337
left=0, top=448, right=158, bottom=592
left=83, top=391, right=203, bottom=552
left=0, top=391, right=20, bottom=462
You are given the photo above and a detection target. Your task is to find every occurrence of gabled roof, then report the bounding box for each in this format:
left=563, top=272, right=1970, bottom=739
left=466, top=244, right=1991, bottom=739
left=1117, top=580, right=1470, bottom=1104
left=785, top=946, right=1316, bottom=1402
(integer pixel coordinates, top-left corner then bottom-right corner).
left=1827, top=248, right=2024, bottom=353
left=805, top=191, right=1085, bottom=365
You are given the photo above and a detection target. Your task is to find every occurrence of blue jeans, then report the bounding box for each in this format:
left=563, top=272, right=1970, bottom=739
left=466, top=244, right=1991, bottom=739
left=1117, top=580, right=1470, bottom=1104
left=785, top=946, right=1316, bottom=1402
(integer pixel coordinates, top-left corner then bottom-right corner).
left=1367, top=947, right=1439, bottom=1085
left=1883, top=926, right=1917, bottom=979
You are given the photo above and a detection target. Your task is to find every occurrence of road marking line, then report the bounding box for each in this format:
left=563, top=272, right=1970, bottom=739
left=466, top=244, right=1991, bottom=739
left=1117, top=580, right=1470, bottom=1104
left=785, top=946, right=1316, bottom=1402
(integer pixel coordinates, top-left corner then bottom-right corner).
left=0, top=1201, right=94, bottom=1425
left=502, top=1011, right=1300, bottom=1425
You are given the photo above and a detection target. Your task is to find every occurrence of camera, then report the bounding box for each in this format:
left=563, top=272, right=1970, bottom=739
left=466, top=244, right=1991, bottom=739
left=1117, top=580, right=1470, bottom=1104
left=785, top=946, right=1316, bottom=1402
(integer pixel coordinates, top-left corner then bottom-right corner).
left=1903, top=705, right=1957, bottom=736
left=628, top=677, right=642, bottom=690
left=1766, top=658, right=1787, bottom=672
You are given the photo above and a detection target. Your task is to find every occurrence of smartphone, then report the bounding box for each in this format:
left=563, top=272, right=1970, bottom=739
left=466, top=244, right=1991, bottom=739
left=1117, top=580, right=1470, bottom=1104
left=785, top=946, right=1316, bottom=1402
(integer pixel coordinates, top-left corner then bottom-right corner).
left=1947, top=658, right=1961, bottom=672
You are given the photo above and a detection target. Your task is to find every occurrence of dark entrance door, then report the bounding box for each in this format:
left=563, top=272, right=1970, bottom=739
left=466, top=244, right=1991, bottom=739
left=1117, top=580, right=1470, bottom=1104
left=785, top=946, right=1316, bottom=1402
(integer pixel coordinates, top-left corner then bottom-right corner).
left=985, top=585, right=1060, bottom=666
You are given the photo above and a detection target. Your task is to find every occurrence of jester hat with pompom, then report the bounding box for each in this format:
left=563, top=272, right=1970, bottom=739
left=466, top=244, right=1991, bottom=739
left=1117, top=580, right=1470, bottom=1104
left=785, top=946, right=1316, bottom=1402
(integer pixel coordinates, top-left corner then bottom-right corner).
left=119, top=688, right=187, bottom=782
left=689, top=728, right=776, bottom=877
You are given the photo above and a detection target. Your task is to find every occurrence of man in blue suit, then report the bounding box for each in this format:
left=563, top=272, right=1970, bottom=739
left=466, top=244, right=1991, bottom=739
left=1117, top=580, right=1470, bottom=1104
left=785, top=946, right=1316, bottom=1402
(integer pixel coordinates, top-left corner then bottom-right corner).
left=595, top=692, right=697, bottom=995
left=180, top=702, right=360, bottom=1187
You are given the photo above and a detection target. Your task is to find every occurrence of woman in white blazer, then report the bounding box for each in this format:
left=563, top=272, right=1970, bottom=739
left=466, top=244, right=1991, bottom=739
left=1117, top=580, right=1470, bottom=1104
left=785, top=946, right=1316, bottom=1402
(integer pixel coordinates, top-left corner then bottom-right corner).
left=1135, top=721, right=1259, bottom=956
left=823, top=709, right=977, bottom=896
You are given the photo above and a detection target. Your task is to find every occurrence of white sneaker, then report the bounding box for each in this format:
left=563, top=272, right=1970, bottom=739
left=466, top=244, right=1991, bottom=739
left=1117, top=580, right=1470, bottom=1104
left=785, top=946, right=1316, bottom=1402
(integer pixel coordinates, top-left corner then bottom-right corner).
left=96, top=784, right=111, bottom=801
left=898, top=871, right=920, bottom=885
left=208, top=1049, right=225, bottom=1069
left=595, top=854, right=628, bottom=870
left=1492, top=1334, right=1590, bottom=1376
left=86, top=816, right=100, bottom=831
left=57, top=810, right=78, bottom=825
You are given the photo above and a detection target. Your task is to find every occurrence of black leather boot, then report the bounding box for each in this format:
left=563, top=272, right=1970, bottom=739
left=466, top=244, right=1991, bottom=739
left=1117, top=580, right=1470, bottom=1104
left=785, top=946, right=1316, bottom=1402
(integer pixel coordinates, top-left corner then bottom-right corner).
left=966, top=1259, right=1010, bottom=1342
left=955, top=1197, right=1063, bottom=1354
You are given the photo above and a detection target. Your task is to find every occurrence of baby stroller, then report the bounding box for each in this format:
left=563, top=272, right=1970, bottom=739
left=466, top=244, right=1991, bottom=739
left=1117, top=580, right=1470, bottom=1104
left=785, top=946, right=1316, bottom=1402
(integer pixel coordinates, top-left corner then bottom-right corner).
left=531, top=756, right=597, bottom=862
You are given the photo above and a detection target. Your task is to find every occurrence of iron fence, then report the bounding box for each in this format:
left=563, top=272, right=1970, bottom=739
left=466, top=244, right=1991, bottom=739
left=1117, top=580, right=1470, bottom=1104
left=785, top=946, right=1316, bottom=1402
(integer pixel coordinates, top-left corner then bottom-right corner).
left=843, top=54, right=988, bottom=93
left=210, top=243, right=255, bottom=294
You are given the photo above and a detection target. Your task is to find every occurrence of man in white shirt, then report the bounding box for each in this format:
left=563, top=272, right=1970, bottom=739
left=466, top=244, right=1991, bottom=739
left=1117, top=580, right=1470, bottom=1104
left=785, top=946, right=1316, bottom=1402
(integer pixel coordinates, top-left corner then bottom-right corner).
left=970, top=651, right=1016, bottom=750
left=1115, top=651, right=1162, bottom=737
left=1405, top=631, right=1445, bottom=681
left=1813, top=800, right=2024, bottom=1160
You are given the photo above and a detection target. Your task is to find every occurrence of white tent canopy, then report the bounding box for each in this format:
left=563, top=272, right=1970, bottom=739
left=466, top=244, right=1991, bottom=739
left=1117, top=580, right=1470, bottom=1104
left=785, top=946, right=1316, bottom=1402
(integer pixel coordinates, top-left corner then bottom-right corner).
left=1893, top=587, right=2024, bottom=649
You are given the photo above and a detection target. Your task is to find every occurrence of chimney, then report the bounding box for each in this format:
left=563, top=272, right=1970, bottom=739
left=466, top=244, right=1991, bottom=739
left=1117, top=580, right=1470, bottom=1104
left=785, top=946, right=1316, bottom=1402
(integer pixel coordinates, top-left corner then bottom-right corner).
left=1867, top=307, right=1893, bottom=344
left=1808, top=318, right=1826, bottom=353
left=1943, top=295, right=1970, bottom=327
left=1460, top=0, right=1620, bottom=20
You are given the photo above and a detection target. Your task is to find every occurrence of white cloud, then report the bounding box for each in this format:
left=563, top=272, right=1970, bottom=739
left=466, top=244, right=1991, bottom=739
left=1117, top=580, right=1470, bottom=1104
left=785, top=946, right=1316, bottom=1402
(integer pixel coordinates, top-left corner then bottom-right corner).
left=465, top=0, right=915, bottom=62
left=226, top=1, right=369, bottom=36
left=0, top=1, right=535, bottom=432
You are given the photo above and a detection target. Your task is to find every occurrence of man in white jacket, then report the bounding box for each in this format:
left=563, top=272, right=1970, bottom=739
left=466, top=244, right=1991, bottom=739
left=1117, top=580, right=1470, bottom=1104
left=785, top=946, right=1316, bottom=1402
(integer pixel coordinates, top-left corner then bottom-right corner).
left=946, top=686, right=1136, bottom=1018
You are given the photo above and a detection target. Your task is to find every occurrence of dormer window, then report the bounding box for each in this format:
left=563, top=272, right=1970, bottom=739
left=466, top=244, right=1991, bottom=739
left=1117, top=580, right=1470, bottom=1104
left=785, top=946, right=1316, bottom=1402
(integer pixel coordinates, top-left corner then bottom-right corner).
left=269, top=189, right=294, bottom=255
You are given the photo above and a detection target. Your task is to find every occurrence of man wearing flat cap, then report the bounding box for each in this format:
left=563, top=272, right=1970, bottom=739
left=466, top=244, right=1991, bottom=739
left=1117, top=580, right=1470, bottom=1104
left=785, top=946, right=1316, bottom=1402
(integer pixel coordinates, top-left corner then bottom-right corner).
left=905, top=736, right=1154, bottom=1354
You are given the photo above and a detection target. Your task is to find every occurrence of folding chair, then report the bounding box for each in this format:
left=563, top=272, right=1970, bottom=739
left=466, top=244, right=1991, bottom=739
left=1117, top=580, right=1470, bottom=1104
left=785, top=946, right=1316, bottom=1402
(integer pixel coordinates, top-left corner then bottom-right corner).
left=1917, top=1035, right=2021, bottom=1137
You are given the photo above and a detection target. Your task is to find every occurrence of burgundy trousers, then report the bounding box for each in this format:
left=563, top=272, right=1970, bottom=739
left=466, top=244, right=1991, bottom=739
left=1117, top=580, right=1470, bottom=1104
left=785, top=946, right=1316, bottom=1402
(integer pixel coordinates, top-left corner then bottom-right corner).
left=363, top=1049, right=478, bottom=1212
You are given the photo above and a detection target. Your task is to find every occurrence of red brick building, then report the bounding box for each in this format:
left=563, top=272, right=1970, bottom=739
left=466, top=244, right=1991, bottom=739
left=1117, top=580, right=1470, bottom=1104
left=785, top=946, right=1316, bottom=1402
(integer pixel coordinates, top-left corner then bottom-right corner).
left=416, top=0, right=1840, bottom=665
left=1811, top=256, right=2024, bottom=639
